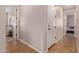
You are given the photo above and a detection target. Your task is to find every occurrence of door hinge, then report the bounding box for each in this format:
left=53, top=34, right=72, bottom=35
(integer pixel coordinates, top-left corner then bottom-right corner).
left=55, top=36, right=56, bottom=39
left=16, top=17, right=17, bottom=19
left=55, top=26, right=56, bottom=28
left=55, top=15, right=56, bottom=18
left=16, top=25, right=17, bottom=28
left=16, top=34, right=17, bottom=36
left=16, top=9, right=17, bottom=11
left=48, top=25, right=50, bottom=27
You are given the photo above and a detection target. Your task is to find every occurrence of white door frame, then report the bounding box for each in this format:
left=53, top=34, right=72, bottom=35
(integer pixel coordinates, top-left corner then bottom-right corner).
left=63, top=9, right=75, bottom=36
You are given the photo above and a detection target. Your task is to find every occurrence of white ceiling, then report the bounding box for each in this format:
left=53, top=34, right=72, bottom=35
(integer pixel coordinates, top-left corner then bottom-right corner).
left=58, top=5, right=76, bottom=11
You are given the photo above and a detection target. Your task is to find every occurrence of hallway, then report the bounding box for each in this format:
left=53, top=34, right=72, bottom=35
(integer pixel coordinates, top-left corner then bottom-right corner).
left=48, top=35, right=77, bottom=53
left=0, top=5, right=79, bottom=53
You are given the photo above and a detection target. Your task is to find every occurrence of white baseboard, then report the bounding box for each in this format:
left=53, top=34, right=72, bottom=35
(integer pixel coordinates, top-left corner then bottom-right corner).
left=19, top=39, right=44, bottom=53
left=76, top=44, right=79, bottom=53
left=55, top=35, right=64, bottom=43
left=47, top=35, right=64, bottom=50
left=76, top=38, right=79, bottom=53
left=44, top=49, right=48, bottom=53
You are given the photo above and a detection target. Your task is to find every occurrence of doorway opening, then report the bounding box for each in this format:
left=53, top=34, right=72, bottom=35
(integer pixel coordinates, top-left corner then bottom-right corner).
left=5, top=6, right=21, bottom=52
left=66, top=15, right=74, bottom=35
left=5, top=5, right=20, bottom=45
left=5, top=6, right=18, bottom=42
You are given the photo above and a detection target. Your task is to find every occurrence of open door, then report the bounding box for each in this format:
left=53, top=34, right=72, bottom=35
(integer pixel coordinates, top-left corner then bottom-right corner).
left=5, top=6, right=20, bottom=40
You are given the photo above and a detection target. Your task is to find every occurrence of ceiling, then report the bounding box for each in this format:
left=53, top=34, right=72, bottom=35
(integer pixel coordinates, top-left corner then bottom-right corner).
left=58, top=5, right=76, bottom=11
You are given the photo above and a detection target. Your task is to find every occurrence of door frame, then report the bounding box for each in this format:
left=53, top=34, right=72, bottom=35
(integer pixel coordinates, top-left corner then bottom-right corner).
left=63, top=9, right=75, bottom=36
left=5, top=5, right=20, bottom=40
left=15, top=5, right=20, bottom=40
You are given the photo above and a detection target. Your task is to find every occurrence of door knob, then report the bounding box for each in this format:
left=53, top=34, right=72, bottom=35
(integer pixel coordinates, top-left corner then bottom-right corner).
left=48, top=25, right=50, bottom=27
left=48, top=28, right=51, bottom=30
left=55, top=26, right=56, bottom=28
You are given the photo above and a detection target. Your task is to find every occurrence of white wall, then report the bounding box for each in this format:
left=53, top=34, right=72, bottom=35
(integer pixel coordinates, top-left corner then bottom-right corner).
left=0, top=6, right=6, bottom=52
left=20, top=5, right=48, bottom=52
left=19, top=5, right=64, bottom=52
left=76, top=6, right=79, bottom=52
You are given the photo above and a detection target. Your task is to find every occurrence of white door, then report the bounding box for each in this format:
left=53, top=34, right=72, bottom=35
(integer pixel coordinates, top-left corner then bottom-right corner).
left=0, top=6, right=6, bottom=52
left=47, top=6, right=63, bottom=48
left=56, top=7, right=63, bottom=40
left=47, top=6, right=56, bottom=48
